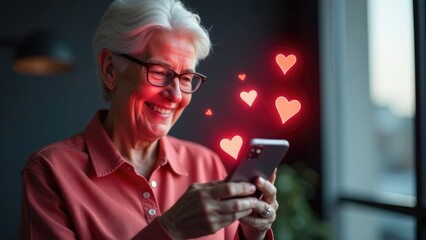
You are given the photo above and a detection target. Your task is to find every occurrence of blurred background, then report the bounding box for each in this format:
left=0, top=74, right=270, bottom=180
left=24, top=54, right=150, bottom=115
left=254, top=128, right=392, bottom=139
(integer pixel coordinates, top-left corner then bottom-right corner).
left=1, top=0, right=425, bottom=239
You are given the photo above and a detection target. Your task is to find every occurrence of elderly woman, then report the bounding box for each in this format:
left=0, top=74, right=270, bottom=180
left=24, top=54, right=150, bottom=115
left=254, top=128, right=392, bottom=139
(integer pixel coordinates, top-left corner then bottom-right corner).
left=19, top=0, right=278, bottom=239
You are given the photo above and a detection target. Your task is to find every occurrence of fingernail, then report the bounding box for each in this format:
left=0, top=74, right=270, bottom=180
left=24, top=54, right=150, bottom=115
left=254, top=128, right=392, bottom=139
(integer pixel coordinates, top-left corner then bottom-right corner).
left=250, top=184, right=256, bottom=192
left=259, top=177, right=266, bottom=185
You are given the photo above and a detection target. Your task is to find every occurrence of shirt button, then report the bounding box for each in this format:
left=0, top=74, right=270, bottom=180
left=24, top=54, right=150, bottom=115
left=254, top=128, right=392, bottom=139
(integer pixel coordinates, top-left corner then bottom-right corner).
left=151, top=180, right=157, bottom=188
left=142, top=192, right=150, bottom=199
left=148, top=209, right=156, bottom=216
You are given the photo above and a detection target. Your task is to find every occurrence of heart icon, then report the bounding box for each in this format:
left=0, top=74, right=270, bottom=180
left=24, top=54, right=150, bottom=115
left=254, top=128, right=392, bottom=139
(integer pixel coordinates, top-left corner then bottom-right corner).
left=238, top=73, right=246, bottom=81
left=220, top=135, right=243, bottom=160
left=240, top=90, right=257, bottom=107
left=275, top=54, right=296, bottom=75
left=205, top=108, right=213, bottom=116
left=275, top=96, right=301, bottom=124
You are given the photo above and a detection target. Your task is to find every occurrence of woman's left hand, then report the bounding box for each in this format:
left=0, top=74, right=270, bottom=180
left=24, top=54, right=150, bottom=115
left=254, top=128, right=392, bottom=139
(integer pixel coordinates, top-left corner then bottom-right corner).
left=239, top=169, right=279, bottom=240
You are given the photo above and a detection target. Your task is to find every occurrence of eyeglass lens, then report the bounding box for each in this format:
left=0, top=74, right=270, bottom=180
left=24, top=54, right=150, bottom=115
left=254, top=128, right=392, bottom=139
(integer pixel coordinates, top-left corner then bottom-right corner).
left=146, top=65, right=202, bottom=93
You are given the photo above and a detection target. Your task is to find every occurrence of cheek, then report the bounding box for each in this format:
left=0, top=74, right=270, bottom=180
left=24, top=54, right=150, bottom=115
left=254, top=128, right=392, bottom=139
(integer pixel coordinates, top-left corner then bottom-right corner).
left=180, top=94, right=192, bottom=109
left=173, top=95, right=191, bottom=123
left=126, top=69, right=144, bottom=92
left=115, top=68, right=143, bottom=97
left=125, top=77, right=157, bottom=100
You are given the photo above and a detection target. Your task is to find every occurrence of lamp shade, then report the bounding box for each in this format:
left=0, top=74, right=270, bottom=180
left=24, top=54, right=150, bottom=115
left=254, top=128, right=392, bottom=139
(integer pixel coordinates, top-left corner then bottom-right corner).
left=12, top=31, right=74, bottom=76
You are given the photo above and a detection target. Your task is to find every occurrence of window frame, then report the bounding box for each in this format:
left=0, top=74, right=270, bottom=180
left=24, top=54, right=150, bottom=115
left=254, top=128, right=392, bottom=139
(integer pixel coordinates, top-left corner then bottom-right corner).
left=320, top=0, right=426, bottom=239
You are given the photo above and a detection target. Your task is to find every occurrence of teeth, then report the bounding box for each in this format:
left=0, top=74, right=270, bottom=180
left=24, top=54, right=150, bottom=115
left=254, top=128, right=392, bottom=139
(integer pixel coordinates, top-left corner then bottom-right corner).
left=150, top=104, right=172, bottom=114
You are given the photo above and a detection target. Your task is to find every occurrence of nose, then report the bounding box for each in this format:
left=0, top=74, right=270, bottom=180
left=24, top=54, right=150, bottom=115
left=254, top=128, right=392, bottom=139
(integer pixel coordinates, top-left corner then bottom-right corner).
left=163, top=78, right=182, bottom=102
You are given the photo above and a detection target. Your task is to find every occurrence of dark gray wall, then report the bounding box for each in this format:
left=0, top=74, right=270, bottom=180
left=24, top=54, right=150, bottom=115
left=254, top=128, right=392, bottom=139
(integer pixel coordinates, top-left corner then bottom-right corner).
left=0, top=0, right=320, bottom=238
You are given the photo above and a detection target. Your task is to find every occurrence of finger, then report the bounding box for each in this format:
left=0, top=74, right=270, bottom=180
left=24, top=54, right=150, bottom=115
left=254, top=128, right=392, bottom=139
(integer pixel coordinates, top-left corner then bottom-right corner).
left=207, top=180, right=225, bottom=185
left=201, top=199, right=257, bottom=231
left=208, top=182, right=256, bottom=200
left=190, top=180, right=222, bottom=190
left=239, top=215, right=273, bottom=232
left=211, top=209, right=254, bottom=225
left=269, top=168, right=277, bottom=184
left=216, top=197, right=259, bottom=214
left=259, top=204, right=274, bottom=218
left=250, top=202, right=276, bottom=222
left=255, top=177, right=277, bottom=204
left=234, top=209, right=253, bottom=220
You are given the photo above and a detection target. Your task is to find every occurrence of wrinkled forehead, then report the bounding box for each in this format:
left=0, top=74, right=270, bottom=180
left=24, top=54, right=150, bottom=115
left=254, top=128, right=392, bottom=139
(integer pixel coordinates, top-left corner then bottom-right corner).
left=144, top=31, right=197, bottom=67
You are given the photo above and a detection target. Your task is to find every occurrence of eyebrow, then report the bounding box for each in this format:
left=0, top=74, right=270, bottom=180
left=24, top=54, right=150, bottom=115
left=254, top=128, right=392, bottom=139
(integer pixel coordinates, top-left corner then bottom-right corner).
left=148, top=60, right=196, bottom=74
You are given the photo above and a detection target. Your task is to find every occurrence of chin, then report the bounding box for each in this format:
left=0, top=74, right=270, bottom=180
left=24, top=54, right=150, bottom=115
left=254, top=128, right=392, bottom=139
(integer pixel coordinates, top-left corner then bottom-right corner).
left=148, top=124, right=171, bottom=138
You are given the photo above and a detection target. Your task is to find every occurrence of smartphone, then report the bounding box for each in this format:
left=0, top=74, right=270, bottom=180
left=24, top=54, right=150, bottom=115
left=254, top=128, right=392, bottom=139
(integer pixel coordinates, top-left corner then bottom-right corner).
left=225, top=138, right=289, bottom=197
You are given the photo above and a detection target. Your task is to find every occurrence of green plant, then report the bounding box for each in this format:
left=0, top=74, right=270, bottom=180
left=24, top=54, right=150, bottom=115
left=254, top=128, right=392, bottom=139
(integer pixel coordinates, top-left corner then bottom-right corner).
left=272, top=163, right=331, bottom=240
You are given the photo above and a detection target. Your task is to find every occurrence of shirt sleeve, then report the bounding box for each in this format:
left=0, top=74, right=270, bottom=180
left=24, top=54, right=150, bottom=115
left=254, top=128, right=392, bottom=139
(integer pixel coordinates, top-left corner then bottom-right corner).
left=131, top=217, right=174, bottom=240
left=20, top=167, right=77, bottom=240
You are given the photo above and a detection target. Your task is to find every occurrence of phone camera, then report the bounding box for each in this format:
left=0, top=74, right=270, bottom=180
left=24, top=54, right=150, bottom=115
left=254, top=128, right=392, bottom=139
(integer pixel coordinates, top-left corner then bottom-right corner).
left=248, top=145, right=262, bottom=161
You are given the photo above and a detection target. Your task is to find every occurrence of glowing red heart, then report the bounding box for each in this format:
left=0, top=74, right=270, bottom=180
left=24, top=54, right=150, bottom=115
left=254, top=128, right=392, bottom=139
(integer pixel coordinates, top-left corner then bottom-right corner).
left=275, top=54, right=296, bottom=75
left=240, top=90, right=257, bottom=107
left=205, top=108, right=213, bottom=116
left=220, top=135, right=243, bottom=160
left=238, top=73, right=246, bottom=81
left=275, top=96, right=301, bottom=124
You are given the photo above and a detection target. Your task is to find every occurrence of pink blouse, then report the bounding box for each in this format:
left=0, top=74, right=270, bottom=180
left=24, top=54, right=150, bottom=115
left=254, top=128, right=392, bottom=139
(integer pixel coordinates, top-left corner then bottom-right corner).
left=20, top=110, right=273, bottom=239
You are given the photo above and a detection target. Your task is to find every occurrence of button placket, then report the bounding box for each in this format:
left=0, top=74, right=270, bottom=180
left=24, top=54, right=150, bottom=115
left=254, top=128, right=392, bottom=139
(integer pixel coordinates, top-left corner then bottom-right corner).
left=148, top=208, right=156, bottom=216
left=137, top=179, right=160, bottom=222
left=142, top=192, right=150, bottom=199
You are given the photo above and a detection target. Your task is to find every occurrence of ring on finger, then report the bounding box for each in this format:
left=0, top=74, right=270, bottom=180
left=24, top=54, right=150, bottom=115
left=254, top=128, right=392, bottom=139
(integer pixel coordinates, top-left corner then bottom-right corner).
left=261, top=204, right=273, bottom=218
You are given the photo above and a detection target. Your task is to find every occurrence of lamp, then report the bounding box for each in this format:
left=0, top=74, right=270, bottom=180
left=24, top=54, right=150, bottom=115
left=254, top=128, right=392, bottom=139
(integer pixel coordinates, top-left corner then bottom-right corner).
left=1, top=30, right=74, bottom=76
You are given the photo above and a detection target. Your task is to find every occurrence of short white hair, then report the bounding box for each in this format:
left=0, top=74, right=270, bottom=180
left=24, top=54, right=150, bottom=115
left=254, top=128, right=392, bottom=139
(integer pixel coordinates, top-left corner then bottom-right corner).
left=93, top=0, right=212, bottom=101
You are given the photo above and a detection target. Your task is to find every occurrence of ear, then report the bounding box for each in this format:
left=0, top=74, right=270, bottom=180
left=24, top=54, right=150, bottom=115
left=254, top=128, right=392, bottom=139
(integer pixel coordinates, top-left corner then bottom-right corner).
left=98, top=48, right=116, bottom=90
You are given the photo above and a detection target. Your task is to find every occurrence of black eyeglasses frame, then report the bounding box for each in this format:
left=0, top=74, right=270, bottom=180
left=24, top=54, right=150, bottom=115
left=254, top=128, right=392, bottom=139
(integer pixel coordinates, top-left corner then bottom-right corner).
left=113, top=52, right=207, bottom=93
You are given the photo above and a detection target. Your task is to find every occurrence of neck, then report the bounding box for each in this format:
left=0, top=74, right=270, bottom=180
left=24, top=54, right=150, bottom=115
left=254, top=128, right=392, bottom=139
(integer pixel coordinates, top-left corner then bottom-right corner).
left=103, top=110, right=158, bottom=178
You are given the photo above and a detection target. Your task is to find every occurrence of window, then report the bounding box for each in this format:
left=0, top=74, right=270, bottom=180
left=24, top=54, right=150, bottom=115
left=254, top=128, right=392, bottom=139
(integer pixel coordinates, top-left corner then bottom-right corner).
left=320, top=0, right=426, bottom=239
left=340, top=204, right=415, bottom=240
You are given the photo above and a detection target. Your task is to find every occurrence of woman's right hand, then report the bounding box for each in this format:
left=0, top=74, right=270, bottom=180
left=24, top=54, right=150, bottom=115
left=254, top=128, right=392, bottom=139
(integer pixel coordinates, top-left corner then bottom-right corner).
left=158, top=181, right=259, bottom=239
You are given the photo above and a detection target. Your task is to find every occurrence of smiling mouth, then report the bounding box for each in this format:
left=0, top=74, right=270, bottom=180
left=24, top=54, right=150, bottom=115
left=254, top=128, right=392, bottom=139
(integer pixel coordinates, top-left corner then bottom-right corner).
left=146, top=103, right=173, bottom=115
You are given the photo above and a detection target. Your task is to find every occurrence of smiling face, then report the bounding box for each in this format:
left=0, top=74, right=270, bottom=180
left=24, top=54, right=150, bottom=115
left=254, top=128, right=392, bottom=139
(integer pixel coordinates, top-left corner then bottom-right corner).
left=109, top=31, right=196, bottom=143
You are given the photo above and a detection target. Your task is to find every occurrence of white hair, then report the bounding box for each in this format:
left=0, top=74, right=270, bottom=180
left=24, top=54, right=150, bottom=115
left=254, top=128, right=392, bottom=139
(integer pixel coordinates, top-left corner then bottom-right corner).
left=93, top=0, right=212, bottom=101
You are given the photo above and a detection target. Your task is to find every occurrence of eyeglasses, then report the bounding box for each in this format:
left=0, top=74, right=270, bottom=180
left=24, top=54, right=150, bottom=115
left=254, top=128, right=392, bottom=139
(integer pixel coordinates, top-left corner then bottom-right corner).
left=113, top=52, right=207, bottom=93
